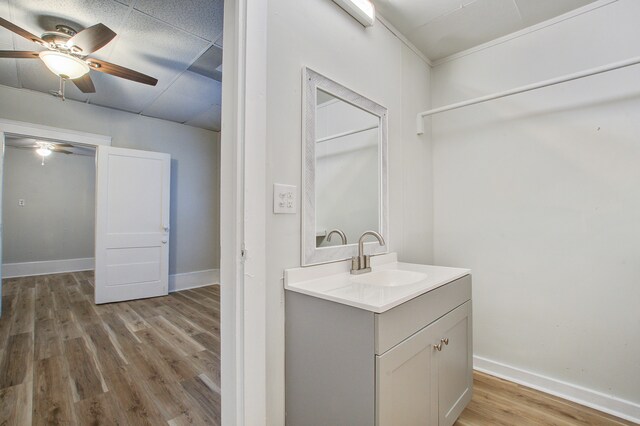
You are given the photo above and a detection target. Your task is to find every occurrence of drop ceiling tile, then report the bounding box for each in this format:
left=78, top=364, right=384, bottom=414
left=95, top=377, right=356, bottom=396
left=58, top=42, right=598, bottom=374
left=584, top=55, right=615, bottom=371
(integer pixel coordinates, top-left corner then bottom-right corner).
left=142, top=70, right=221, bottom=124
left=184, top=103, right=221, bottom=132
left=375, top=0, right=477, bottom=33
left=85, top=68, right=160, bottom=113
left=88, top=10, right=209, bottom=112
left=514, top=0, right=595, bottom=26
left=8, top=0, right=129, bottom=40
left=214, top=32, right=223, bottom=48
left=188, top=45, right=222, bottom=80
left=410, top=0, right=523, bottom=61
left=0, top=42, right=20, bottom=87
left=134, top=0, right=223, bottom=41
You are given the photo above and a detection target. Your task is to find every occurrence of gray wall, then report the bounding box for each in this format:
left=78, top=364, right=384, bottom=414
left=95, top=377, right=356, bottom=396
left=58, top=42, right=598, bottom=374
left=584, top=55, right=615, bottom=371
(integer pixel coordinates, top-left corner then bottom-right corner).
left=2, top=146, right=95, bottom=263
left=0, top=84, right=220, bottom=274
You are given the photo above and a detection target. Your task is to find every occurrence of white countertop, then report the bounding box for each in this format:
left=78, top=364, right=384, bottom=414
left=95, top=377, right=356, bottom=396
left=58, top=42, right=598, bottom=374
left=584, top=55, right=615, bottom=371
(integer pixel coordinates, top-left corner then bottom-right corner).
left=284, top=253, right=470, bottom=313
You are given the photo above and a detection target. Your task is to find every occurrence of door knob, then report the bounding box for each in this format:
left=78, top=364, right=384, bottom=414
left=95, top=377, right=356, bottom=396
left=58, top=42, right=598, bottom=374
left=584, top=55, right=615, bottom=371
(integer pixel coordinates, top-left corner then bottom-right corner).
left=162, top=239, right=168, bottom=244
left=163, top=226, right=170, bottom=232
left=433, top=342, right=443, bottom=351
left=441, top=338, right=449, bottom=346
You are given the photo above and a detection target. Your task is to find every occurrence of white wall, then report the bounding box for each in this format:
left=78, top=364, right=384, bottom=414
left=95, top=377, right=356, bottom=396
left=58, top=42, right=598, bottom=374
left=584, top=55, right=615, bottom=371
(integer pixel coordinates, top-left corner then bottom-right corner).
left=0, top=85, right=220, bottom=275
left=2, top=146, right=94, bottom=263
left=265, top=0, right=433, bottom=422
left=316, top=97, right=379, bottom=245
left=431, top=0, right=640, bottom=419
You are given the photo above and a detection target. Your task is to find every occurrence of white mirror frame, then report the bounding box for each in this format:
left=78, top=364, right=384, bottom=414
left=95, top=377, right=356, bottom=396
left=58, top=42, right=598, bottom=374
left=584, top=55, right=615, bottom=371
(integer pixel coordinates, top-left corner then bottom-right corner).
left=302, top=67, right=388, bottom=266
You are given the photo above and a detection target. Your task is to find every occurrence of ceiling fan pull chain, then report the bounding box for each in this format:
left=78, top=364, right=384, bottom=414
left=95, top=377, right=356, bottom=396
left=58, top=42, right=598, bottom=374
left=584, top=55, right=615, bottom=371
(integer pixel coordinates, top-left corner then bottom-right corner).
left=59, top=76, right=66, bottom=101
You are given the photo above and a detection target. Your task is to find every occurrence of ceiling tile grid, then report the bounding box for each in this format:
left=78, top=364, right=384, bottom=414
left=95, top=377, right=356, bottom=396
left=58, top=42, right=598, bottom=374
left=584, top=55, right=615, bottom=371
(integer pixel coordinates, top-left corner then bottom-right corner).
left=134, top=0, right=224, bottom=42
left=142, top=70, right=222, bottom=125
left=0, top=0, right=223, bottom=131
left=86, top=9, right=211, bottom=113
left=8, top=0, right=130, bottom=40
left=411, top=0, right=523, bottom=61
left=185, top=103, right=221, bottom=132
left=373, top=0, right=598, bottom=61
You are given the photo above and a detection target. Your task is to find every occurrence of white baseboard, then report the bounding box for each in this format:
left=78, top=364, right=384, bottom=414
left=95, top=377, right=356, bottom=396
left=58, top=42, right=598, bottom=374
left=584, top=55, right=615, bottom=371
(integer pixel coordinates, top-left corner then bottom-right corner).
left=169, top=268, right=220, bottom=293
left=474, top=355, right=640, bottom=424
left=2, top=258, right=94, bottom=278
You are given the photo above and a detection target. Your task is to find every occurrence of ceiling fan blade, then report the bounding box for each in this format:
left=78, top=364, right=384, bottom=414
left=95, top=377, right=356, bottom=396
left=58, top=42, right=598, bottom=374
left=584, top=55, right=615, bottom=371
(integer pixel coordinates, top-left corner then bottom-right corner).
left=67, top=23, right=116, bottom=54
left=0, top=17, right=45, bottom=45
left=0, top=50, right=40, bottom=59
left=72, top=73, right=96, bottom=93
left=87, top=58, right=158, bottom=86
left=55, top=143, right=74, bottom=148
left=55, top=149, right=73, bottom=155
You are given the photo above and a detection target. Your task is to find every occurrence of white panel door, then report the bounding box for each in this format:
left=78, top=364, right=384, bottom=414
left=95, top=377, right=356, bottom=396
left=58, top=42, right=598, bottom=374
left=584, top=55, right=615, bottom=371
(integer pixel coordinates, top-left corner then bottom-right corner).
left=95, top=146, right=170, bottom=304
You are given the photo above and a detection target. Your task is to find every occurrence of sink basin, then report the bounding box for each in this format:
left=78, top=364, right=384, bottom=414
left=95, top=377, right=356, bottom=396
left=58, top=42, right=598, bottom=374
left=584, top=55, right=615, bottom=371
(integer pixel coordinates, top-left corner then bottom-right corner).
left=350, top=269, right=427, bottom=287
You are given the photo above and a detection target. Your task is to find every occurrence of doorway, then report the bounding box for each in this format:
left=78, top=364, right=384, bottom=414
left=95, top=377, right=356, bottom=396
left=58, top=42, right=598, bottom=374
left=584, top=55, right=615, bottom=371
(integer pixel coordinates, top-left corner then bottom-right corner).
left=0, top=121, right=174, bottom=309
left=2, top=136, right=96, bottom=283
left=0, top=120, right=221, bottom=424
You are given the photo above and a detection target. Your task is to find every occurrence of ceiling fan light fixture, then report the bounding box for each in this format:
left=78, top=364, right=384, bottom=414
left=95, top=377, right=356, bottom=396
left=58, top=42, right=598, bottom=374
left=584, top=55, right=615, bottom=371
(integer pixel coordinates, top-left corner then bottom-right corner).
left=36, top=147, right=52, bottom=157
left=39, top=50, right=90, bottom=79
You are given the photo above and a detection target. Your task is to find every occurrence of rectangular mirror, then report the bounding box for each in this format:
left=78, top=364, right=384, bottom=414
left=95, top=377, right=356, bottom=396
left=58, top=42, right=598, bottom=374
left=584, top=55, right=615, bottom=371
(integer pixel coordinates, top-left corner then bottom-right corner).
left=302, top=67, right=388, bottom=265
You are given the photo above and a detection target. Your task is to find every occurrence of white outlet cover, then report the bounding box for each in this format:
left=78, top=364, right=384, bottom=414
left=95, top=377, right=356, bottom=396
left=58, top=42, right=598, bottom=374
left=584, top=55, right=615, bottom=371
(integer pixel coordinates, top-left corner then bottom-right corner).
left=273, top=183, right=297, bottom=214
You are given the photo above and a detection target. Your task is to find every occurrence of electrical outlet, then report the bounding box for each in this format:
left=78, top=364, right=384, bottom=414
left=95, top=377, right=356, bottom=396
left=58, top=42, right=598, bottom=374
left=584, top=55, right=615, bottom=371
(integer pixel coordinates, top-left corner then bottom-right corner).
left=273, top=184, right=297, bottom=214
left=18, top=199, right=25, bottom=207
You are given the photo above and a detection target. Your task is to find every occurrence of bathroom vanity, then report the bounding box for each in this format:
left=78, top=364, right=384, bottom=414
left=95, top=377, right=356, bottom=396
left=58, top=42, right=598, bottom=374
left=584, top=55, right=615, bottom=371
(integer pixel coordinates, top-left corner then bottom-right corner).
left=285, top=254, right=472, bottom=426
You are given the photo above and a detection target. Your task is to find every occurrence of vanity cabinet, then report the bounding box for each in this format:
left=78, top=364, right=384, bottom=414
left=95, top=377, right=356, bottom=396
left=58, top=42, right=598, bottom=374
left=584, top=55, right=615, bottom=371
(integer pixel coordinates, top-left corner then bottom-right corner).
left=285, top=274, right=472, bottom=426
left=377, top=301, right=472, bottom=426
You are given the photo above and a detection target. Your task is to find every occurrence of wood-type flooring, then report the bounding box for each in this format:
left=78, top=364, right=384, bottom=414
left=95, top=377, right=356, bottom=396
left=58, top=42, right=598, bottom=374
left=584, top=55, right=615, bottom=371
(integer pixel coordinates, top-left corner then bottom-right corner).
left=456, top=371, right=636, bottom=426
left=1, top=272, right=635, bottom=425
left=0, top=271, right=220, bottom=425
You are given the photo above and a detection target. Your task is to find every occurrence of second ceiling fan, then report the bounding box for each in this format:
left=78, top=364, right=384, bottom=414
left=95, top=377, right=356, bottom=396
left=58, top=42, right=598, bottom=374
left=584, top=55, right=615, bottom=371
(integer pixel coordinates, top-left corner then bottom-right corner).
left=0, top=17, right=158, bottom=98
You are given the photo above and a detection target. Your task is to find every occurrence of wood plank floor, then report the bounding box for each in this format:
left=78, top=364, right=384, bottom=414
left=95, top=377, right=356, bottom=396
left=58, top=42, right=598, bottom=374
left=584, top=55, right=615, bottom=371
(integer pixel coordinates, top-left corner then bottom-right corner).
left=0, top=272, right=221, bottom=425
left=2, top=273, right=635, bottom=425
left=456, top=371, right=637, bottom=426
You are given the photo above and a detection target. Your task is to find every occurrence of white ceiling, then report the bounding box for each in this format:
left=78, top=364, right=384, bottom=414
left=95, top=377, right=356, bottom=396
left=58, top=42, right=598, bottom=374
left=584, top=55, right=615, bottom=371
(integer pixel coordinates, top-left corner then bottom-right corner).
left=0, top=0, right=223, bottom=131
left=373, top=0, right=597, bottom=62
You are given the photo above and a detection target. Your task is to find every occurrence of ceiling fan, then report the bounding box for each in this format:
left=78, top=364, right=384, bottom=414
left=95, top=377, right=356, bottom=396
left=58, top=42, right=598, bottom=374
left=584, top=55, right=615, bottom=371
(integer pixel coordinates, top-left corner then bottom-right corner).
left=31, top=141, right=74, bottom=165
left=33, top=141, right=73, bottom=155
left=0, top=17, right=158, bottom=99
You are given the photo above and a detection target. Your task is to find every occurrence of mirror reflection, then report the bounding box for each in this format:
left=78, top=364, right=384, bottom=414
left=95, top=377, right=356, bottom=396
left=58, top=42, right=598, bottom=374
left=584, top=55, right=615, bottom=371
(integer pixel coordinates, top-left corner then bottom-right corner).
left=314, top=89, right=380, bottom=248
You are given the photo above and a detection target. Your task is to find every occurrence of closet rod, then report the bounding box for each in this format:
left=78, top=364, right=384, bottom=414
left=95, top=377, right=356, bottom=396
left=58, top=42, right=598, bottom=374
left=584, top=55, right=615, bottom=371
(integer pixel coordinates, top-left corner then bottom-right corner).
left=316, top=124, right=378, bottom=143
left=416, top=55, right=640, bottom=135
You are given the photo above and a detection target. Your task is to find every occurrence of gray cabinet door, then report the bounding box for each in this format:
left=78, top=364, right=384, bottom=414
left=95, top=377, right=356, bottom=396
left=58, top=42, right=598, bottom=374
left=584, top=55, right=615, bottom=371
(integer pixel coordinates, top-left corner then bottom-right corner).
left=376, top=319, right=439, bottom=426
left=436, top=301, right=473, bottom=426
left=376, top=301, right=472, bottom=426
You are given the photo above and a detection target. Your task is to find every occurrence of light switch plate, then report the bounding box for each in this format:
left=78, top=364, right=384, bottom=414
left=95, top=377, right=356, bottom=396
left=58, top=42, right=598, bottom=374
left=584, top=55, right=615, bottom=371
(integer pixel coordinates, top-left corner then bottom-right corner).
left=273, top=184, right=297, bottom=214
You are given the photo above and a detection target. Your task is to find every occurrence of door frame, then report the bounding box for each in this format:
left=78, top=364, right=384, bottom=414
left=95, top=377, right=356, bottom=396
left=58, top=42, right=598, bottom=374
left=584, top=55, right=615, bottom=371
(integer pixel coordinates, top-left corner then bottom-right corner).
left=0, top=119, right=111, bottom=315
left=220, top=0, right=268, bottom=423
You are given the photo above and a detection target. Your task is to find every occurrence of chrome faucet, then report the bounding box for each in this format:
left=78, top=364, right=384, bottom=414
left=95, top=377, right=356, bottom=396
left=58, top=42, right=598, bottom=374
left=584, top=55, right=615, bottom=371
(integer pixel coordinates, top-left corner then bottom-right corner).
left=351, top=230, right=385, bottom=275
left=326, top=229, right=348, bottom=245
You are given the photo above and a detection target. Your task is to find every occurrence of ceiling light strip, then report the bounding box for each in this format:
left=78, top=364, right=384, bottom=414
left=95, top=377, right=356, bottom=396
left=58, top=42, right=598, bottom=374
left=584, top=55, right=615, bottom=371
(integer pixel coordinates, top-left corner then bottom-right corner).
left=332, top=0, right=375, bottom=27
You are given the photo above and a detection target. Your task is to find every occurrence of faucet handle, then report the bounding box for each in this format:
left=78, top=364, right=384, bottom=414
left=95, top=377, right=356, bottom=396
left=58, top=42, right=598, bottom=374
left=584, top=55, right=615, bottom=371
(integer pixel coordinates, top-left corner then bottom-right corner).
left=364, top=255, right=372, bottom=269
left=352, top=256, right=361, bottom=271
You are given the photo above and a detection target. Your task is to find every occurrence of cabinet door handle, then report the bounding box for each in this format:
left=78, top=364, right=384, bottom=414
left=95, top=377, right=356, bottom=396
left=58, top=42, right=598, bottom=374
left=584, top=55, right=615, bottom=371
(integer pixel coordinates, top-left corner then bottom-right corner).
left=433, top=342, right=443, bottom=351
left=441, top=338, right=449, bottom=346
